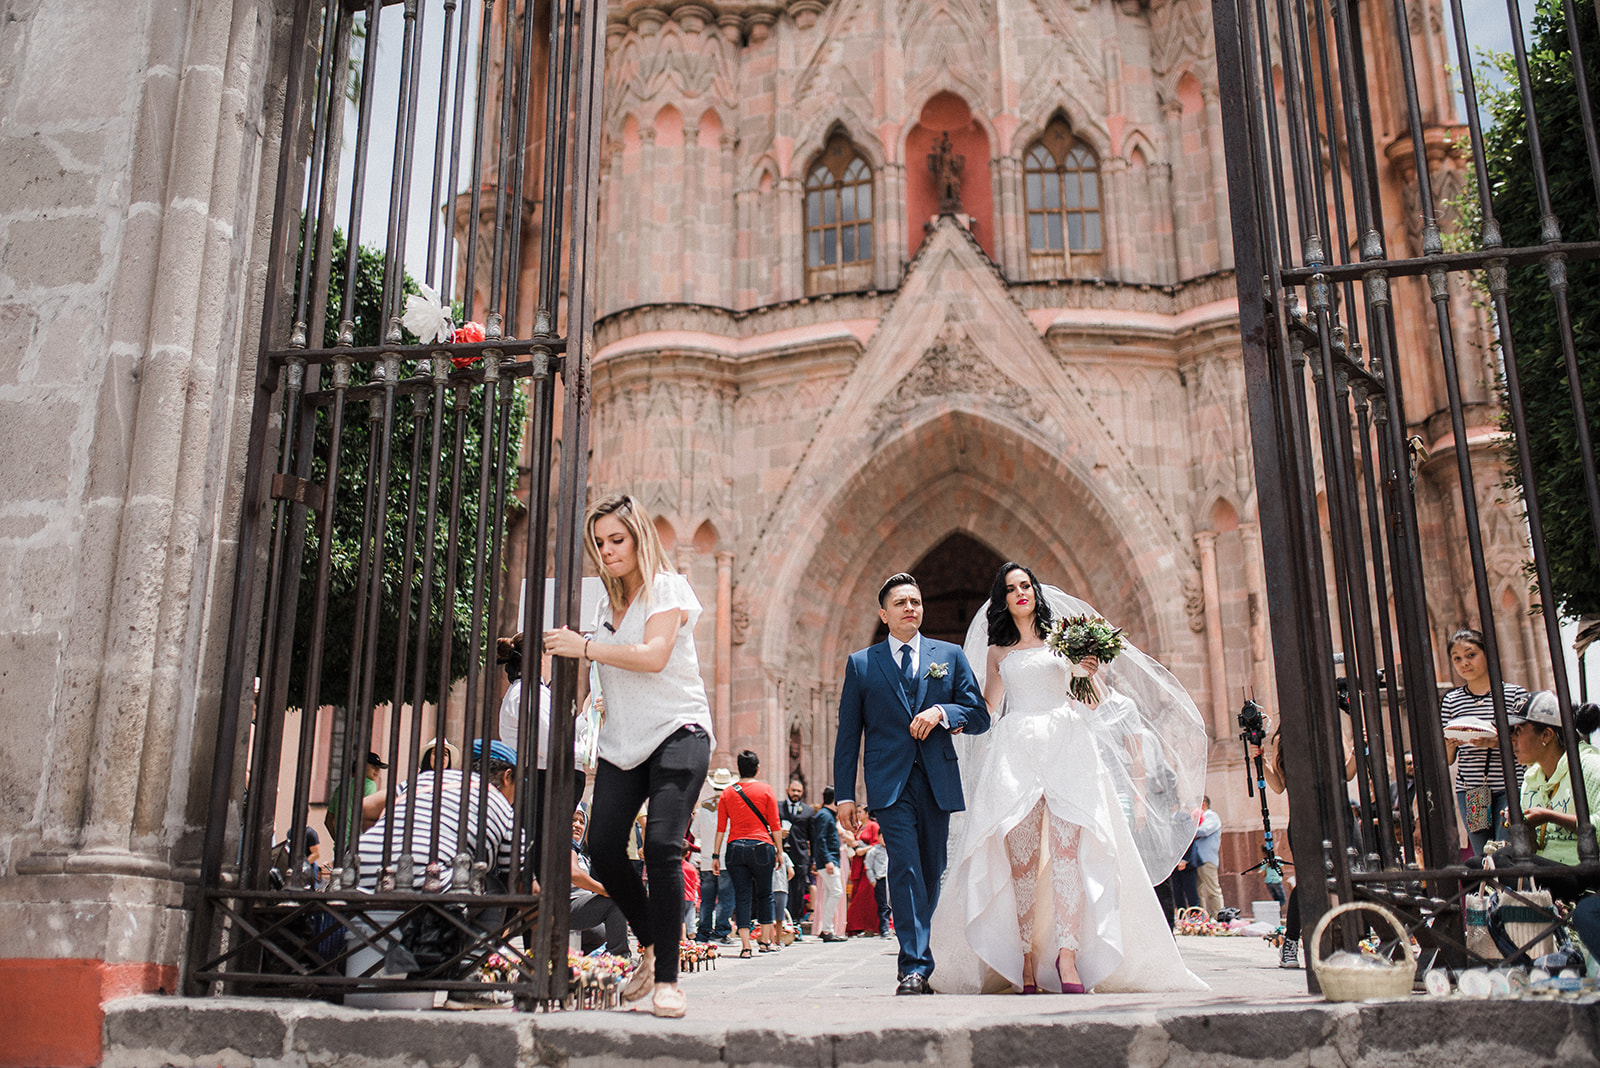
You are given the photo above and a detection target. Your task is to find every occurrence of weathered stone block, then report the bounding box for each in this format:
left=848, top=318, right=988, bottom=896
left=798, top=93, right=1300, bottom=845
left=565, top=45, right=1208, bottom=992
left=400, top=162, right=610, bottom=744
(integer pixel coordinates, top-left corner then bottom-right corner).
left=2, top=217, right=105, bottom=288
left=970, top=1020, right=1136, bottom=1067
left=721, top=1026, right=831, bottom=1067
left=0, top=135, right=96, bottom=214
left=0, top=301, right=38, bottom=385
left=534, top=1019, right=726, bottom=1066
left=103, top=999, right=288, bottom=1065
left=0, top=395, right=79, bottom=500
left=293, top=1009, right=523, bottom=1067
left=0, top=630, right=63, bottom=826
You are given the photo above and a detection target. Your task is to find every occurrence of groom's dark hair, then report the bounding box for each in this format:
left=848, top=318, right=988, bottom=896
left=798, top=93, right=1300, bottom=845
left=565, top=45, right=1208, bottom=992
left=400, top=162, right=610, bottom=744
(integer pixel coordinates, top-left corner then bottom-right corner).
left=986, top=561, right=1055, bottom=646
left=878, top=572, right=919, bottom=606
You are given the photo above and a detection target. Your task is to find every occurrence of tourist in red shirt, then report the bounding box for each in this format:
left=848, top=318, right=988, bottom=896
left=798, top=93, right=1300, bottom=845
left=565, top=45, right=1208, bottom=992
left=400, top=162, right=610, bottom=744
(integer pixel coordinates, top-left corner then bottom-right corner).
left=713, top=749, right=783, bottom=957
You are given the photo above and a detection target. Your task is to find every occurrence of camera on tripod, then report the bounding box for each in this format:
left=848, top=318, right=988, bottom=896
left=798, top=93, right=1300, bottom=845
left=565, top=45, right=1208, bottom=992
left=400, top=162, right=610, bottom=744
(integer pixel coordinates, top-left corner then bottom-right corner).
left=1238, top=698, right=1266, bottom=747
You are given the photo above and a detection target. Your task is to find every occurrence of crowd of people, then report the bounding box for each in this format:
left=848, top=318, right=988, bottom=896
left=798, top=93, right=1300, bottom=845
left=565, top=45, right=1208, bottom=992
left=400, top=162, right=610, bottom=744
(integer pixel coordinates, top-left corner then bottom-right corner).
left=314, top=491, right=1600, bottom=1015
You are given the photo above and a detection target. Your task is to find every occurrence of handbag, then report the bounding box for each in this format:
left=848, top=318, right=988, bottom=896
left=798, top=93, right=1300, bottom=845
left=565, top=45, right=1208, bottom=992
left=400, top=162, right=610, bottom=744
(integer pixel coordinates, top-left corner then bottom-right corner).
left=732, top=785, right=781, bottom=865
left=1463, top=785, right=1493, bottom=833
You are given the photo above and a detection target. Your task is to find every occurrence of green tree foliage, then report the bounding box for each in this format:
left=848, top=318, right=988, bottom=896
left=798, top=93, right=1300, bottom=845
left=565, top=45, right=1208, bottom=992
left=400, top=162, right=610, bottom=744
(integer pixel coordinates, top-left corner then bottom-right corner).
left=1478, top=0, right=1600, bottom=618
left=283, top=230, right=526, bottom=711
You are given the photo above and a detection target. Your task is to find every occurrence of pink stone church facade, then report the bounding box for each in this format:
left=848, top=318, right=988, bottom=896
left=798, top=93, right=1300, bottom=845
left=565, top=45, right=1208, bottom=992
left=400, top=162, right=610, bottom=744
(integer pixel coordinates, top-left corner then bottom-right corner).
left=580, top=0, right=1546, bottom=898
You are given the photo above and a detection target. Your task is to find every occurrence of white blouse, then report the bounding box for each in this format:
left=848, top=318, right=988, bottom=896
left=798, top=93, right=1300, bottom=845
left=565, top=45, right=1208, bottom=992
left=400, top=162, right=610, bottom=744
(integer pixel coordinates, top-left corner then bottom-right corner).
left=590, top=571, right=715, bottom=770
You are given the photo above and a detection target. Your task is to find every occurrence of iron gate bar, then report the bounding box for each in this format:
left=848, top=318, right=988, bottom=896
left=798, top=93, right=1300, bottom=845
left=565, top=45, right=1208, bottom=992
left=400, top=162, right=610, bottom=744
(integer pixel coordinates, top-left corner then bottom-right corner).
left=192, top=0, right=599, bottom=1005
left=1213, top=0, right=1600, bottom=987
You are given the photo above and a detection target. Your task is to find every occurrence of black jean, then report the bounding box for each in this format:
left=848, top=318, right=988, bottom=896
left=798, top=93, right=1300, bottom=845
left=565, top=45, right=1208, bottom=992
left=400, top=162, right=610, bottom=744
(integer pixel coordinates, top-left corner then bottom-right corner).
left=726, top=838, right=776, bottom=931
left=587, top=726, right=710, bottom=982
left=570, top=889, right=630, bottom=956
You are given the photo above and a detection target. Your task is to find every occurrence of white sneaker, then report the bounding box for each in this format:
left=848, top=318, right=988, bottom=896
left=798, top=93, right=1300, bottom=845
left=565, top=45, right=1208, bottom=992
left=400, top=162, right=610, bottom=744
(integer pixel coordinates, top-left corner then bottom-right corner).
left=1279, top=939, right=1300, bottom=969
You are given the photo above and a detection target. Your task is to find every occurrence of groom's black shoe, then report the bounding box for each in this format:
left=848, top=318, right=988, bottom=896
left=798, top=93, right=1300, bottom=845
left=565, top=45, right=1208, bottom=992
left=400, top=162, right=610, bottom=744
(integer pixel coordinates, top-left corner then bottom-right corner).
left=895, top=974, right=929, bottom=996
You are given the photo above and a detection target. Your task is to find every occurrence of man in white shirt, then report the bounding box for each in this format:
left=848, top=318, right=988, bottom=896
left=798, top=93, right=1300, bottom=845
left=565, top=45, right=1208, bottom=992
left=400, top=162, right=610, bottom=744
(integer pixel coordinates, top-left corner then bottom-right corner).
left=690, top=767, right=736, bottom=942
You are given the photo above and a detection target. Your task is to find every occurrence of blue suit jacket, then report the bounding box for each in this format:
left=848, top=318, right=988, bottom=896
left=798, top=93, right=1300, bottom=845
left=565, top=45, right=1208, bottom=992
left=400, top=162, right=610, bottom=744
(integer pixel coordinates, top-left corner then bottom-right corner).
left=833, top=635, right=990, bottom=812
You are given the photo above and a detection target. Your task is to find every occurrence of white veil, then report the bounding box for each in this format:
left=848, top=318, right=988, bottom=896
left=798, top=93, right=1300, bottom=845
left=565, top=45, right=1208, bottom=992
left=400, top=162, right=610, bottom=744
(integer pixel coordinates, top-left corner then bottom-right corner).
left=953, top=586, right=1208, bottom=883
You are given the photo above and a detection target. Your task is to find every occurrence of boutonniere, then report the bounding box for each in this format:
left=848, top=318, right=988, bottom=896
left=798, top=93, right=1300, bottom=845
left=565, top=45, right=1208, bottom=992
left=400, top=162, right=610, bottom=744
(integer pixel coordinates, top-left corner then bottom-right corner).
left=923, top=662, right=949, bottom=680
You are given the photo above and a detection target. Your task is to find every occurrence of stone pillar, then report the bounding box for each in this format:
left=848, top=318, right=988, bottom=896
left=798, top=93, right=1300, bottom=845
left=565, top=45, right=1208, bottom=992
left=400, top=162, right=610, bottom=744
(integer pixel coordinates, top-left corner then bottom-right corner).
left=1239, top=521, right=1271, bottom=675
left=994, top=155, right=1024, bottom=278
left=715, top=551, right=734, bottom=764
left=1195, top=530, right=1232, bottom=737
left=0, top=0, right=288, bottom=1062
left=1103, top=155, right=1132, bottom=280
left=776, top=175, right=803, bottom=300
left=1162, top=103, right=1191, bottom=279
left=682, top=113, right=700, bottom=304
left=1203, top=89, right=1234, bottom=269
left=734, top=185, right=757, bottom=308
left=719, top=132, right=737, bottom=307
left=883, top=162, right=907, bottom=287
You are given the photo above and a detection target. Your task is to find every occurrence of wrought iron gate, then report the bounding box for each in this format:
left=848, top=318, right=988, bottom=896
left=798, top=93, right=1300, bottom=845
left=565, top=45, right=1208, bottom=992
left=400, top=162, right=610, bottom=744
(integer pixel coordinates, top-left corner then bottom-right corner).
left=189, top=0, right=604, bottom=1006
left=1211, top=0, right=1600, bottom=982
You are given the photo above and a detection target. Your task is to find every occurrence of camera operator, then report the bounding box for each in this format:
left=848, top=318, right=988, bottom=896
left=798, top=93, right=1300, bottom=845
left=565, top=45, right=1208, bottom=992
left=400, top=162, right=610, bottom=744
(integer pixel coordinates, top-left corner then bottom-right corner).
left=1249, top=712, right=1356, bottom=969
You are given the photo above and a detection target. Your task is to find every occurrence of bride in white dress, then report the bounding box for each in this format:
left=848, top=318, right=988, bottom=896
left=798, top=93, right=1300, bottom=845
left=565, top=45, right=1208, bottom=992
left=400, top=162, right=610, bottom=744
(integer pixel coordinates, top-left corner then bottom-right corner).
left=930, top=562, right=1210, bottom=994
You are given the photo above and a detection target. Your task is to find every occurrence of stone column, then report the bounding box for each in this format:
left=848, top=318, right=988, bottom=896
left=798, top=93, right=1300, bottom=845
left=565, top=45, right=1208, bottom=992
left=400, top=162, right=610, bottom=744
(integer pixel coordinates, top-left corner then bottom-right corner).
left=682, top=113, right=700, bottom=304
left=777, top=175, right=803, bottom=300
left=1203, top=88, right=1234, bottom=269
left=1239, top=521, right=1270, bottom=663
left=1195, top=530, right=1231, bottom=737
left=883, top=161, right=907, bottom=287
left=1103, top=155, right=1132, bottom=280
left=720, top=131, right=737, bottom=307
left=715, top=551, right=734, bottom=764
left=1162, top=102, right=1191, bottom=279
left=0, top=0, right=288, bottom=1059
left=994, top=155, right=1024, bottom=278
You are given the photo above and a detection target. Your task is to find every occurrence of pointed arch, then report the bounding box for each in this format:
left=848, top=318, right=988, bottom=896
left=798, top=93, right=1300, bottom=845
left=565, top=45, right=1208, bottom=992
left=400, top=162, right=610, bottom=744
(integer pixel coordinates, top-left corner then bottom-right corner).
left=1010, top=98, right=1112, bottom=161
left=693, top=519, right=720, bottom=553
left=896, top=85, right=1001, bottom=169
left=791, top=111, right=887, bottom=175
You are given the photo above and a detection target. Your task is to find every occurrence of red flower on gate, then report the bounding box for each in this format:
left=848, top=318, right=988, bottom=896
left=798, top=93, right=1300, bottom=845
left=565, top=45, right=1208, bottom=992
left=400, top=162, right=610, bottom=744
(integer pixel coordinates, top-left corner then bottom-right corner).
left=450, top=321, right=486, bottom=368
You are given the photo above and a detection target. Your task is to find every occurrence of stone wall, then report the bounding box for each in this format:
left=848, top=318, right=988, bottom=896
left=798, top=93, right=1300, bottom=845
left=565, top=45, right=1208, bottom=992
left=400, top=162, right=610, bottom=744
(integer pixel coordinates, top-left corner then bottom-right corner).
left=0, top=0, right=291, bottom=1062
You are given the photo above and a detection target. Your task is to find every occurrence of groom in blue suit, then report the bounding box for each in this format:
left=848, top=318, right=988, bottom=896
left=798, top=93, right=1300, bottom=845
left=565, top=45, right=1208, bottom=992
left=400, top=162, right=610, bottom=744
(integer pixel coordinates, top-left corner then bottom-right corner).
left=834, top=573, right=989, bottom=994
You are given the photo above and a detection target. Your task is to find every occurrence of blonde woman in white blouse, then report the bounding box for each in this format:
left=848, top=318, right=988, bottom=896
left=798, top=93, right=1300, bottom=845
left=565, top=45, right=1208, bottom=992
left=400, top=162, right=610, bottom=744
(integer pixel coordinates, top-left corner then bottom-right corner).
left=544, top=494, right=714, bottom=1018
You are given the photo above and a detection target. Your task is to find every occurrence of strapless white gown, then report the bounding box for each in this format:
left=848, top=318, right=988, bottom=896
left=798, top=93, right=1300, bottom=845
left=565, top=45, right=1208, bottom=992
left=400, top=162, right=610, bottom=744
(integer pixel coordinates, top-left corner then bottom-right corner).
left=930, top=646, right=1207, bottom=993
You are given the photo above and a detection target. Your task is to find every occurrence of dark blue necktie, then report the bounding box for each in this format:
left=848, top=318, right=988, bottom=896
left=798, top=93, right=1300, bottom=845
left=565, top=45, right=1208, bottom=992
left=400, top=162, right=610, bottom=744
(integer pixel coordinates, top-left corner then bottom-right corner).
left=899, top=643, right=916, bottom=697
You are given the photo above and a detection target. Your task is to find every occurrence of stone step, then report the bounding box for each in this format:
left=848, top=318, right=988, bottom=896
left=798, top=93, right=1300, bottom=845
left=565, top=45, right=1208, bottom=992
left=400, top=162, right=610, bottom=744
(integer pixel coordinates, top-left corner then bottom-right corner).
left=101, top=935, right=1600, bottom=1067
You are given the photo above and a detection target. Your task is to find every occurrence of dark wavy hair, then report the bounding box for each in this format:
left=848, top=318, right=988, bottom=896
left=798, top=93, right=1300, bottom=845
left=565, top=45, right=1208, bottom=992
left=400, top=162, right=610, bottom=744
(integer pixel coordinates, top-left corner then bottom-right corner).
left=985, top=561, right=1054, bottom=646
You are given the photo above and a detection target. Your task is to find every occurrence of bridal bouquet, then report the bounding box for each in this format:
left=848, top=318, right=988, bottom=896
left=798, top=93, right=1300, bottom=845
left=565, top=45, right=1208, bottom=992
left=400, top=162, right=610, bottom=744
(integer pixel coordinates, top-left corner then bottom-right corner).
left=1046, top=614, right=1124, bottom=703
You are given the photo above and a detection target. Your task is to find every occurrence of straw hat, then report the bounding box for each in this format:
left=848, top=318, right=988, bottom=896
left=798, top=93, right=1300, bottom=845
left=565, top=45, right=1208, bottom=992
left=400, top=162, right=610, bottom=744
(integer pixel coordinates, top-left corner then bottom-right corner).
left=420, top=736, right=460, bottom=771
left=708, top=767, right=735, bottom=789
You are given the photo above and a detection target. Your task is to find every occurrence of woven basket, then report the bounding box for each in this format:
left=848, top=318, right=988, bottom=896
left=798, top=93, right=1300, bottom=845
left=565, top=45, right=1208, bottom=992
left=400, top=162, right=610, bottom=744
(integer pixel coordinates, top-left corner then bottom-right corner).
left=1310, top=902, right=1415, bottom=1002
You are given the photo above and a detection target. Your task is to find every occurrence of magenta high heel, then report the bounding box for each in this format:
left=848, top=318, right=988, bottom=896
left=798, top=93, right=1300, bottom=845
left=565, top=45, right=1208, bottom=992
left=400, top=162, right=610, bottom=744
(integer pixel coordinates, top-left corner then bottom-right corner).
left=1057, top=960, right=1085, bottom=994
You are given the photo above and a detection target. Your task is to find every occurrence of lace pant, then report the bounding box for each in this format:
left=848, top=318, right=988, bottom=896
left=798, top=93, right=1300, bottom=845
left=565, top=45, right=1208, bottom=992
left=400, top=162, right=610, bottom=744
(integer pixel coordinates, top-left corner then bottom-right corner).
left=1004, top=798, right=1083, bottom=953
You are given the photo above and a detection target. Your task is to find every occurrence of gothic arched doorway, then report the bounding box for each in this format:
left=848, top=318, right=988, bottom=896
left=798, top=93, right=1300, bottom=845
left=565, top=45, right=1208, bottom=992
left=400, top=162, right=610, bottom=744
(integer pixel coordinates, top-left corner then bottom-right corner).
left=871, top=531, right=1005, bottom=645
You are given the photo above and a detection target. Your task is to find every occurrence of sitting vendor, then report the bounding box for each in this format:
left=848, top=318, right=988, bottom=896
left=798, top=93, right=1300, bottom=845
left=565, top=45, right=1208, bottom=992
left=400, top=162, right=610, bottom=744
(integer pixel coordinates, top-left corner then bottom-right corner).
left=1506, top=690, right=1600, bottom=899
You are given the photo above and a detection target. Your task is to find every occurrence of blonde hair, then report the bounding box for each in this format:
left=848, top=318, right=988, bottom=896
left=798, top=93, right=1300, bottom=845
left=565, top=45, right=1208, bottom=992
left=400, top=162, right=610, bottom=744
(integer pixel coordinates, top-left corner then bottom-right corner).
left=585, top=493, right=674, bottom=611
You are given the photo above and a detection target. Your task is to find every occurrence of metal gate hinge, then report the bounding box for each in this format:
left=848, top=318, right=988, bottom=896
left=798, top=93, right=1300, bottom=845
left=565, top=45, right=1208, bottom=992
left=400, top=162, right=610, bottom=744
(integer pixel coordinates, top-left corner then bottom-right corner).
left=271, top=473, right=326, bottom=512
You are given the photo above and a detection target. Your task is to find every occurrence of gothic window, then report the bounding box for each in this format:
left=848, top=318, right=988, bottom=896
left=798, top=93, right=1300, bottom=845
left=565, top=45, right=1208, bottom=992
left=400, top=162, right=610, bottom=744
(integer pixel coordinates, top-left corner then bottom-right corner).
left=805, top=133, right=874, bottom=293
left=1024, top=117, right=1102, bottom=276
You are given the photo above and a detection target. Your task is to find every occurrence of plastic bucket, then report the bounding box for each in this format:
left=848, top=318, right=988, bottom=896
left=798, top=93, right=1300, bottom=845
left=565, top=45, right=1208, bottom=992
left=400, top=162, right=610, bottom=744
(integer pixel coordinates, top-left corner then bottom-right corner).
left=343, top=910, right=435, bottom=1010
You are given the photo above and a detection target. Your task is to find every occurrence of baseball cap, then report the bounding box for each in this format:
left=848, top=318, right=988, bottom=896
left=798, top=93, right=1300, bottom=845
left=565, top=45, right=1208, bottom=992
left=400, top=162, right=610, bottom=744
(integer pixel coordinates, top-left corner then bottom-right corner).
left=470, top=738, right=519, bottom=766
left=1507, top=690, right=1563, bottom=729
